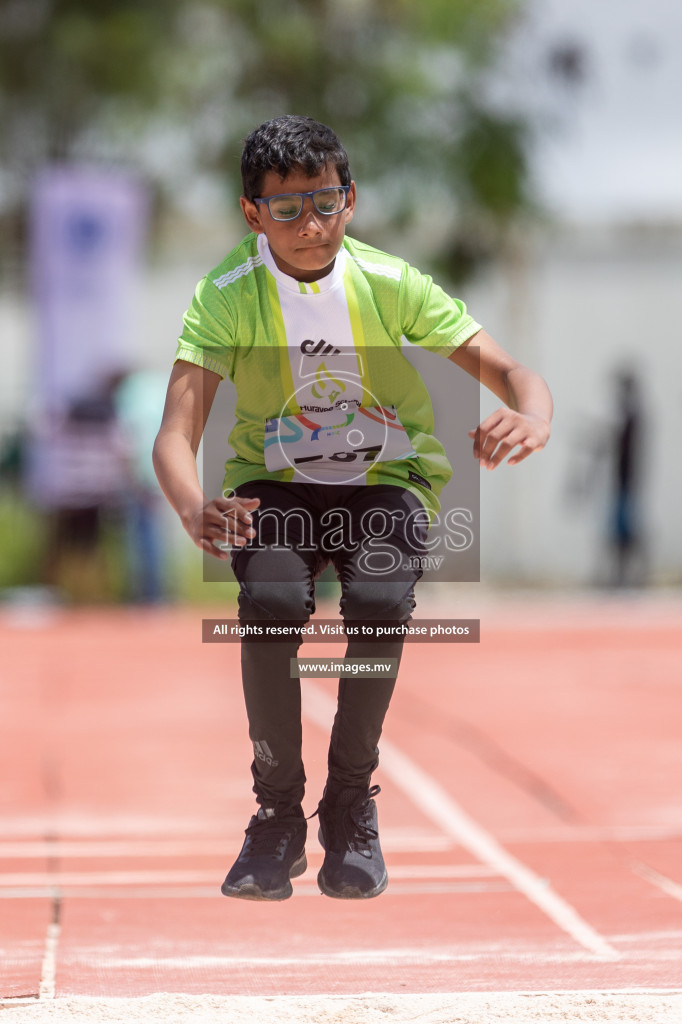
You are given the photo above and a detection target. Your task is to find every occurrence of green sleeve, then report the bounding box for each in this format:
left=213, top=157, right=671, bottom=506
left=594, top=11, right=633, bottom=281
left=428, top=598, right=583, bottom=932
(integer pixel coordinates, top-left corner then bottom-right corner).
left=399, top=262, right=482, bottom=356
left=174, top=277, right=235, bottom=379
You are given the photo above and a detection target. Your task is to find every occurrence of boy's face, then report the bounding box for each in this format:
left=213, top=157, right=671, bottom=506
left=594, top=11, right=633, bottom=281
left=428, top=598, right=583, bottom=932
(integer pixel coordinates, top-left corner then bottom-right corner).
left=240, top=164, right=356, bottom=283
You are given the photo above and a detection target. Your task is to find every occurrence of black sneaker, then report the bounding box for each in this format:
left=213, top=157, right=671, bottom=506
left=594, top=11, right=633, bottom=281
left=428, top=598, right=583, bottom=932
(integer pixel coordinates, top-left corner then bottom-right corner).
left=315, top=784, right=388, bottom=899
left=220, top=805, right=307, bottom=901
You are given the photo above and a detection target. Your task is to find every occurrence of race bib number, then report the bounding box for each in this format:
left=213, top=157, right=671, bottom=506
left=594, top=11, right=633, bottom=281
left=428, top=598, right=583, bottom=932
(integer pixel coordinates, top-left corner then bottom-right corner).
left=263, top=405, right=415, bottom=483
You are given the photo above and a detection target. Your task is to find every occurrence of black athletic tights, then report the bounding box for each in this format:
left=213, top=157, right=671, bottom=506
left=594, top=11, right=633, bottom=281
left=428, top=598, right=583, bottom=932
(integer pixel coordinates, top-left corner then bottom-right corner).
left=230, top=480, right=426, bottom=809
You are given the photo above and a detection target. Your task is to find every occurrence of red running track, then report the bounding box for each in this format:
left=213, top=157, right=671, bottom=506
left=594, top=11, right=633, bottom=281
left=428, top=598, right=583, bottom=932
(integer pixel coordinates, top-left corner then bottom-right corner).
left=1, top=595, right=681, bottom=1000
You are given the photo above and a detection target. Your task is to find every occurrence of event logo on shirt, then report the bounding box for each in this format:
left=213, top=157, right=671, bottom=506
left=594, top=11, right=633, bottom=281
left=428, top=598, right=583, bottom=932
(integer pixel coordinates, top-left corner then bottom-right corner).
left=264, top=342, right=415, bottom=484
left=310, top=363, right=346, bottom=405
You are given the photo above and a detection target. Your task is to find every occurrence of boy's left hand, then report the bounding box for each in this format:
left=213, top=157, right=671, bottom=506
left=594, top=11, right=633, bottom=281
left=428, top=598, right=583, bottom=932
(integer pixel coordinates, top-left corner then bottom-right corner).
left=468, top=410, right=550, bottom=470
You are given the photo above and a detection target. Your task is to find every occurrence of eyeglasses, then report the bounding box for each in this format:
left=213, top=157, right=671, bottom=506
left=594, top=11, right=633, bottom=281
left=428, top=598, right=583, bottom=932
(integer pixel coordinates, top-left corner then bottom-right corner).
left=253, top=186, right=351, bottom=222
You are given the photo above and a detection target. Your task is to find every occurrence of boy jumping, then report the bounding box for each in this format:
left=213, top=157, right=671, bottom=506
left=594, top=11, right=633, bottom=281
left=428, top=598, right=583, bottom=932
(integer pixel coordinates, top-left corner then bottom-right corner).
left=153, top=114, right=552, bottom=901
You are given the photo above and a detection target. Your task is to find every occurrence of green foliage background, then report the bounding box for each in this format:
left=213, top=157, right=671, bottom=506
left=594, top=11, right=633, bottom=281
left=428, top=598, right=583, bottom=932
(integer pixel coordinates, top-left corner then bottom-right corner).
left=0, top=0, right=533, bottom=280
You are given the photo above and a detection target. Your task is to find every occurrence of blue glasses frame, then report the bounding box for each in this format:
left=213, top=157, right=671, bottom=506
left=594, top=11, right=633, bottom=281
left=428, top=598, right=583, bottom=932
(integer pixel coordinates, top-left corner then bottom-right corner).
left=253, top=185, right=351, bottom=221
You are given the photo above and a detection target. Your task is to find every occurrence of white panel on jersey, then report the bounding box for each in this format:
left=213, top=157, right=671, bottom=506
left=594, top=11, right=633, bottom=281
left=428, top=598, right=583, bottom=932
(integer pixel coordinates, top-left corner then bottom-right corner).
left=257, top=237, right=414, bottom=484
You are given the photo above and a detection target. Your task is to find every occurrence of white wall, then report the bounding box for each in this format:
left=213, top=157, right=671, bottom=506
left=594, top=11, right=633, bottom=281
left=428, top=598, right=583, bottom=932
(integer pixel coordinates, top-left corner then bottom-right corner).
left=463, top=225, right=682, bottom=585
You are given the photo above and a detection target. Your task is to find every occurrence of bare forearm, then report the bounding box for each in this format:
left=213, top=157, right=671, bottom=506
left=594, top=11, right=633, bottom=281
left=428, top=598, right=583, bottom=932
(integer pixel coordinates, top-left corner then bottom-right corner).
left=452, top=330, right=553, bottom=469
left=505, top=365, right=553, bottom=424
left=152, top=429, right=206, bottom=530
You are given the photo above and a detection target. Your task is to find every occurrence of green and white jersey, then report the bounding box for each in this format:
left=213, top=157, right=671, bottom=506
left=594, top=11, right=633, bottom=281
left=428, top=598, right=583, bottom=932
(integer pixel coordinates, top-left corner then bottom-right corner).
left=176, top=233, right=481, bottom=515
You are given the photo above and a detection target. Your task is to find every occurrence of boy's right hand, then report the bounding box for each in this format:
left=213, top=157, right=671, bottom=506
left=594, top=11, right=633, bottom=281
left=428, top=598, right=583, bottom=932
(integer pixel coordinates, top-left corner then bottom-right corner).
left=183, top=495, right=261, bottom=560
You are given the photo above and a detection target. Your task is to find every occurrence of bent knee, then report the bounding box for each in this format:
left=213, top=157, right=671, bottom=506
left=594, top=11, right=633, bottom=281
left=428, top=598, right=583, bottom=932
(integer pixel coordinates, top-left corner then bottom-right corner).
left=238, top=581, right=313, bottom=622
left=340, top=581, right=415, bottom=623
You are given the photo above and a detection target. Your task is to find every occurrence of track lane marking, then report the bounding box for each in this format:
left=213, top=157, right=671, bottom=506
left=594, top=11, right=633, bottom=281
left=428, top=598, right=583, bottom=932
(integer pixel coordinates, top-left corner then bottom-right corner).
left=303, top=683, right=619, bottom=960
left=0, top=832, right=457, bottom=857
left=38, top=921, right=59, bottom=1000
left=0, top=883, right=511, bottom=899
left=53, top=950, right=682, bottom=969
left=0, top=864, right=500, bottom=886
left=631, top=862, right=682, bottom=904
left=4, top=822, right=682, bottom=854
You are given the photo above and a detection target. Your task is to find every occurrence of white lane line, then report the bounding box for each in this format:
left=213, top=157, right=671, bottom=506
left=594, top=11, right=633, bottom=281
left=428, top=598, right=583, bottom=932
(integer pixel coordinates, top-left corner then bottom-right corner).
left=0, top=816, right=234, bottom=839
left=0, top=840, right=234, bottom=858
left=38, top=920, right=59, bottom=1000
left=0, top=864, right=499, bottom=887
left=69, top=951, right=599, bottom=969
left=303, top=684, right=619, bottom=960
left=495, top=824, right=682, bottom=843
left=66, top=949, right=682, bottom=970
left=350, top=863, right=498, bottom=879
left=5, top=823, right=682, bottom=856
left=609, top=929, right=682, bottom=943
left=0, top=881, right=512, bottom=900
left=0, top=870, right=227, bottom=886
left=631, top=862, right=682, bottom=903
left=0, top=831, right=455, bottom=858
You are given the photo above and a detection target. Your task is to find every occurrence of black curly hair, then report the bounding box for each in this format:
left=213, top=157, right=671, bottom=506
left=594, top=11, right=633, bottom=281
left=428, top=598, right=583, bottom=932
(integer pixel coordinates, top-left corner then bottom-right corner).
left=241, top=115, right=351, bottom=201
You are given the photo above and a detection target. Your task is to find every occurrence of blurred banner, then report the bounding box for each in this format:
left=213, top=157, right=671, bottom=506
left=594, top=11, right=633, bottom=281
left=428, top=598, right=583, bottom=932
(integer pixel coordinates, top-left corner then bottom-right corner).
left=30, top=166, right=148, bottom=415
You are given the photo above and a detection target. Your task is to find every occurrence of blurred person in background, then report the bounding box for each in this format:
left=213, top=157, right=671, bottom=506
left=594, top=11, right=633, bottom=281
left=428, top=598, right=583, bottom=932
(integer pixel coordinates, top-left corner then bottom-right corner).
left=608, top=369, right=647, bottom=588
left=114, top=368, right=169, bottom=605
left=26, top=374, right=129, bottom=603
left=567, top=366, right=648, bottom=588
